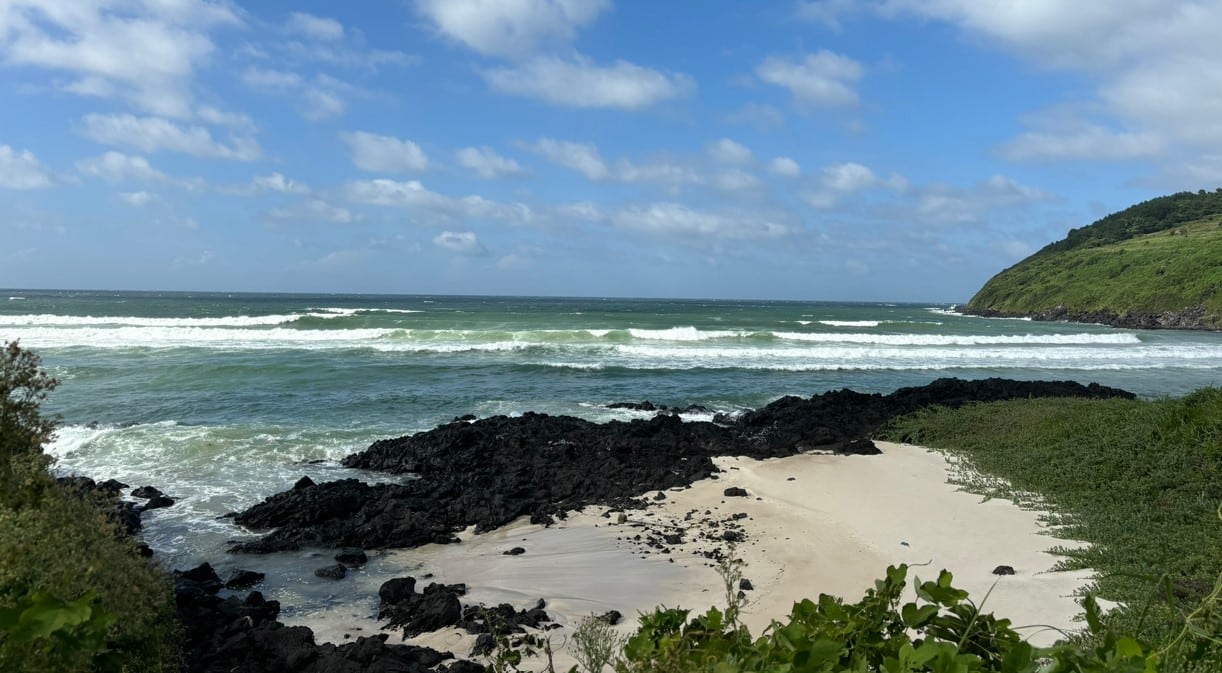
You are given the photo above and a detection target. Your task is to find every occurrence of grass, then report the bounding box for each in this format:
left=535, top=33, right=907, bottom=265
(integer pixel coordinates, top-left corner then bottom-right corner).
left=966, top=216, right=1222, bottom=327
left=877, top=389, right=1222, bottom=654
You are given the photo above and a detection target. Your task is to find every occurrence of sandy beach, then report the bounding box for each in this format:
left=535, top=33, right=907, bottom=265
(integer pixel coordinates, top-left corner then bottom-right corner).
left=292, top=441, right=1093, bottom=668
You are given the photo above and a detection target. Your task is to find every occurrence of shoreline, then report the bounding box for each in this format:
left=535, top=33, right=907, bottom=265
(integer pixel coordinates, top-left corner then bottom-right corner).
left=954, top=304, right=1216, bottom=331
left=286, top=441, right=1094, bottom=668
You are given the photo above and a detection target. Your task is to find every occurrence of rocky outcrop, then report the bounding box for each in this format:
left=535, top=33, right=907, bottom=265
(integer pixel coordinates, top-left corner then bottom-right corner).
left=173, top=563, right=478, bottom=673
left=960, top=304, right=1214, bottom=330
left=229, top=378, right=1132, bottom=554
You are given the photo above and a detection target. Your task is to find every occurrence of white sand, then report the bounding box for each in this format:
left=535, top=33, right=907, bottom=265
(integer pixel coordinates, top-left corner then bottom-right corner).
left=293, top=442, right=1093, bottom=667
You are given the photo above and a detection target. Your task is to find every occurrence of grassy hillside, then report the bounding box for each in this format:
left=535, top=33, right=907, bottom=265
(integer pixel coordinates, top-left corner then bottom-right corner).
left=965, top=191, right=1222, bottom=329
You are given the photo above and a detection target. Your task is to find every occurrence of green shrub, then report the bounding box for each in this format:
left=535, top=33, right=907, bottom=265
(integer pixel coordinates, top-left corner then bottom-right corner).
left=0, top=341, right=179, bottom=672
left=0, top=479, right=181, bottom=672
left=604, top=562, right=1219, bottom=672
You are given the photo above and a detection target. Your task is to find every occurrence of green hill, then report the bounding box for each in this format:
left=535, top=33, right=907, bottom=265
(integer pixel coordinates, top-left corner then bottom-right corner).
left=964, top=190, right=1222, bottom=330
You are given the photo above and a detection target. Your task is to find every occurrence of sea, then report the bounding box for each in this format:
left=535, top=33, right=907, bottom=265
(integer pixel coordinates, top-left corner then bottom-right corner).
left=3, top=289, right=1220, bottom=630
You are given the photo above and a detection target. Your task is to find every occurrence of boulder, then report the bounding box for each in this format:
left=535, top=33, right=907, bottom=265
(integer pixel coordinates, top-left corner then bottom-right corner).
left=314, top=564, right=347, bottom=580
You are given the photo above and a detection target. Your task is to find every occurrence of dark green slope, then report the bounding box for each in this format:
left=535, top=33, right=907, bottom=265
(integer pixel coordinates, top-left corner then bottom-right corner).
left=964, top=190, right=1222, bottom=329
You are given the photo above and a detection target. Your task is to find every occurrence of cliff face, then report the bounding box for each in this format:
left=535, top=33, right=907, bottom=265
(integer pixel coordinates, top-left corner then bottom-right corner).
left=962, top=191, right=1222, bottom=331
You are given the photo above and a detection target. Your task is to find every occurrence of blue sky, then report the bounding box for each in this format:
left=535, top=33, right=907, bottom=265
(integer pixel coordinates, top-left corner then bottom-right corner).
left=2, top=1, right=1220, bottom=301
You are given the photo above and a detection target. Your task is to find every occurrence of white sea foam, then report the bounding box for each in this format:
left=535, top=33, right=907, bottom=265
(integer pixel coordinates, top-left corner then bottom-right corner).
left=627, top=326, right=747, bottom=341
left=310, top=307, right=422, bottom=315
left=1, top=313, right=312, bottom=327
left=6, top=326, right=399, bottom=350
left=771, top=332, right=1142, bottom=346
left=2, top=320, right=1162, bottom=356
left=819, top=320, right=882, bottom=327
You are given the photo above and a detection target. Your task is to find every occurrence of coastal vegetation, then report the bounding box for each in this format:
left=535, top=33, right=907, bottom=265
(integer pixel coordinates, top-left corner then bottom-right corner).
left=878, top=391, right=1222, bottom=668
left=964, top=190, right=1222, bottom=328
left=0, top=341, right=178, bottom=673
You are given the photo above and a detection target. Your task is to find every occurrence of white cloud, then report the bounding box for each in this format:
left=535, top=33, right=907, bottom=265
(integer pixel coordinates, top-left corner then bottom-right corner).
left=530, top=138, right=701, bottom=189
left=879, top=1, right=1222, bottom=161
left=805, top=161, right=907, bottom=208
left=532, top=139, right=610, bottom=180
left=727, top=102, right=785, bottom=128
left=998, top=123, right=1162, bottom=162
left=913, top=174, right=1055, bottom=224
left=433, top=230, right=485, bottom=254
left=120, top=191, right=155, bottom=206
left=346, top=179, right=449, bottom=208
left=823, top=162, right=881, bottom=192
left=497, top=244, right=543, bottom=270
left=345, top=179, right=534, bottom=225
left=456, top=146, right=526, bottom=178
left=707, top=138, right=753, bottom=164
left=556, top=201, right=604, bottom=221
left=796, top=0, right=862, bottom=30
left=617, top=161, right=701, bottom=188
left=0, top=1, right=241, bottom=118
left=756, top=51, right=864, bottom=107
left=711, top=169, right=762, bottom=193
left=76, top=151, right=168, bottom=183
left=769, top=157, right=801, bottom=177
left=342, top=131, right=429, bottom=173
left=285, top=12, right=344, bottom=41
left=268, top=198, right=359, bottom=224
left=243, top=67, right=303, bottom=89
left=0, top=145, right=53, bottom=189
left=252, top=173, right=307, bottom=193
left=223, top=172, right=308, bottom=195
left=484, top=55, right=694, bottom=110
left=415, top=0, right=610, bottom=58
left=243, top=67, right=350, bottom=121
left=80, top=114, right=260, bottom=160
left=612, top=203, right=793, bottom=240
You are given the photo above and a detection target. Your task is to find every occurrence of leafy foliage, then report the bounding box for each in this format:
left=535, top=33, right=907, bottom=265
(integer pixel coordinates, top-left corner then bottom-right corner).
left=0, top=340, right=180, bottom=673
left=0, top=340, right=58, bottom=509
left=610, top=563, right=1218, bottom=672
left=0, top=590, right=120, bottom=672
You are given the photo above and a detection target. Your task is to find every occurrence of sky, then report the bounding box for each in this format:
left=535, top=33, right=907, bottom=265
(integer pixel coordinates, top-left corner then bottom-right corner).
left=1, top=1, right=1221, bottom=302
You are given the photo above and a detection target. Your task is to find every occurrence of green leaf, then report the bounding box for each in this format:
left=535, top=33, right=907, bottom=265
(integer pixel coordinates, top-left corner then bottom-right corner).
left=1114, top=636, right=1145, bottom=659
left=901, top=603, right=939, bottom=628
left=1000, top=641, right=1034, bottom=673
left=1083, top=594, right=1103, bottom=633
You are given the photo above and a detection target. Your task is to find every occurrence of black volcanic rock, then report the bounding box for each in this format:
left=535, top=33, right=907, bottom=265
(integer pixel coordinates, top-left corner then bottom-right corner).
left=225, top=569, right=266, bottom=590
left=174, top=570, right=471, bottom=673
left=391, top=583, right=463, bottom=637
left=132, top=485, right=164, bottom=499
left=314, top=564, right=348, bottom=580
left=335, top=547, right=368, bottom=566
left=229, top=378, right=1133, bottom=553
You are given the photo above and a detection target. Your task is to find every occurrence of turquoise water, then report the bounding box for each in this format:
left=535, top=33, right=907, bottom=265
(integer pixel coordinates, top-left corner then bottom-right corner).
left=3, top=289, right=1220, bottom=572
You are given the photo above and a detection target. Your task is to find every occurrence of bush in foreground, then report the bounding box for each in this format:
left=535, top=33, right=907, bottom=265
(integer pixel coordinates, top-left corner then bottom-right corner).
left=498, top=559, right=1219, bottom=673
left=0, top=341, right=178, bottom=673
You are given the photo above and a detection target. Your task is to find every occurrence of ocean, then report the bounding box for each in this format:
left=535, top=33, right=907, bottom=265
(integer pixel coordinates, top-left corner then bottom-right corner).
left=3, top=289, right=1220, bottom=629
